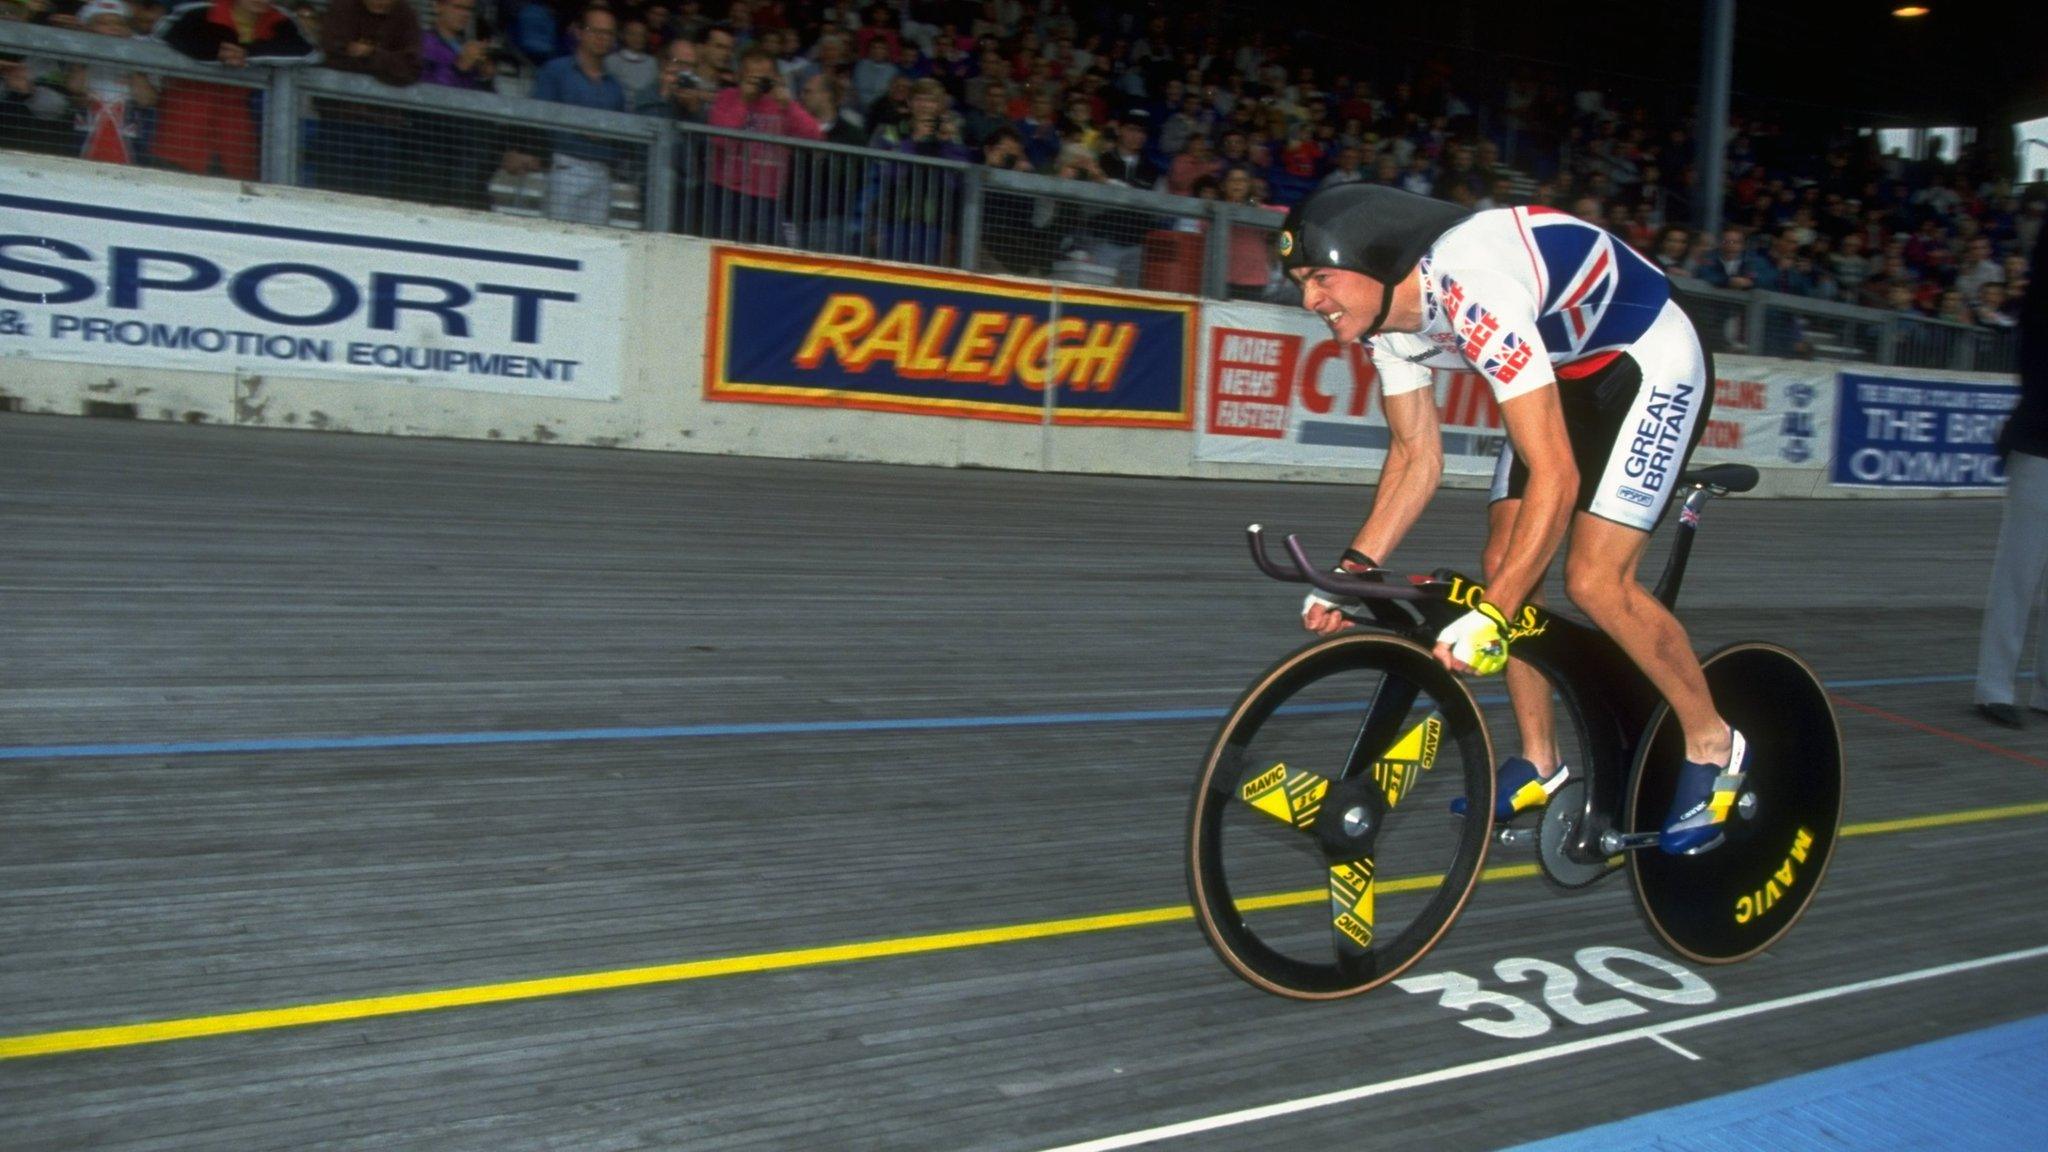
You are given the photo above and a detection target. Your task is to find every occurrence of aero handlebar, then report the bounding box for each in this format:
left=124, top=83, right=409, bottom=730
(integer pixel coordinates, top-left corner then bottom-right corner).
left=1245, top=525, right=1435, bottom=602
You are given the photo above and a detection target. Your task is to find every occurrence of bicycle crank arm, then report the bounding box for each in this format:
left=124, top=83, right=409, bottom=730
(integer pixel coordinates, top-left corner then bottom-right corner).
left=1597, top=792, right=1759, bottom=855
left=1598, top=830, right=1666, bottom=854
left=1495, top=825, right=1537, bottom=847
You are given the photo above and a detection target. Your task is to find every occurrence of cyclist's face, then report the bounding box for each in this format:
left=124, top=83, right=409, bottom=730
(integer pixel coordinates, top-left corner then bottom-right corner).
left=1294, top=267, right=1385, bottom=343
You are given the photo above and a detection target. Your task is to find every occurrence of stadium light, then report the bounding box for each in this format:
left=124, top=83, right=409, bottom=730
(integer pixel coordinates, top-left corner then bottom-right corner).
left=1891, top=5, right=1930, bottom=16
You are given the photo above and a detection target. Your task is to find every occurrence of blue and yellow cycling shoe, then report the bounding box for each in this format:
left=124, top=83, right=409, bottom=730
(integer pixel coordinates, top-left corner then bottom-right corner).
left=1450, top=757, right=1571, bottom=821
left=1660, top=729, right=1749, bottom=856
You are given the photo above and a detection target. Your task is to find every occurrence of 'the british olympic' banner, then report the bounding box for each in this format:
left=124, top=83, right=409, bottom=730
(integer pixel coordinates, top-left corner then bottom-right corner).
left=1196, top=300, right=1506, bottom=475
left=0, top=166, right=628, bottom=400
left=1832, top=372, right=2016, bottom=488
left=704, top=248, right=1194, bottom=426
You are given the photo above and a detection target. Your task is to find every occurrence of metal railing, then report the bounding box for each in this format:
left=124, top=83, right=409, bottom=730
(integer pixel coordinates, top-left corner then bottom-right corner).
left=0, top=20, right=2025, bottom=364
left=0, top=20, right=1306, bottom=302
left=1671, top=278, right=2020, bottom=373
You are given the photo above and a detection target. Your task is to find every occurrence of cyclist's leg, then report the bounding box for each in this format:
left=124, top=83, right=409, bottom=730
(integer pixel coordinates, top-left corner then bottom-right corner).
left=1564, top=298, right=1730, bottom=766
left=1482, top=495, right=1562, bottom=773
left=1462, top=443, right=1573, bottom=822
left=1563, top=516, right=1731, bottom=765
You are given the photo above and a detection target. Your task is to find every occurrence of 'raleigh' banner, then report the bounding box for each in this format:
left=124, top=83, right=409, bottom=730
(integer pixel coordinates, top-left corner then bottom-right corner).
left=704, top=247, right=1194, bottom=426
left=0, top=166, right=628, bottom=400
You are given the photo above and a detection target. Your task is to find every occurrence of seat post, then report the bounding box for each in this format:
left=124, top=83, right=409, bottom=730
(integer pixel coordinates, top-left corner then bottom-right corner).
left=1651, top=485, right=1718, bottom=609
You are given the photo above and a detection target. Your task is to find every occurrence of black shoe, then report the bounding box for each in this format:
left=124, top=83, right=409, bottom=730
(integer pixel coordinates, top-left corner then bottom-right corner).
left=1976, top=702, right=2024, bottom=729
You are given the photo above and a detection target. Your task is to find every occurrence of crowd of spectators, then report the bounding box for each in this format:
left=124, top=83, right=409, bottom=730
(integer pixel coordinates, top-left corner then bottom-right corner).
left=2, top=0, right=2041, bottom=328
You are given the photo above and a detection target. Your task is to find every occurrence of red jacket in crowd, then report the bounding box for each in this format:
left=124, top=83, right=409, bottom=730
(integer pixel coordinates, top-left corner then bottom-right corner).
left=151, top=0, right=319, bottom=179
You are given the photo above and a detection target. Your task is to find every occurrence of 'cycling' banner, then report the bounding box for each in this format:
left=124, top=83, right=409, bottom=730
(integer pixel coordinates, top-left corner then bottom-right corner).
left=1196, top=299, right=1505, bottom=475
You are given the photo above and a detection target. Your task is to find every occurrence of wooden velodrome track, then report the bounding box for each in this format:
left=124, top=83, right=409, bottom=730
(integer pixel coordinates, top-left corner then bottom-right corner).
left=3, top=412, right=2045, bottom=1150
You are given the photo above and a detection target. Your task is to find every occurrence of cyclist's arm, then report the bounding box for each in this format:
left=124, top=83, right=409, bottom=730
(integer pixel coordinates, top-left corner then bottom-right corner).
left=1486, top=384, right=1577, bottom=616
left=1349, top=366, right=1443, bottom=565
left=1444, top=269, right=1573, bottom=617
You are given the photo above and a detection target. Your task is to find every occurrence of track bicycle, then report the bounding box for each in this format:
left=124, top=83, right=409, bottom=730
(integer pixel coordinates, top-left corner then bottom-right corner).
left=1186, top=464, right=1845, bottom=1000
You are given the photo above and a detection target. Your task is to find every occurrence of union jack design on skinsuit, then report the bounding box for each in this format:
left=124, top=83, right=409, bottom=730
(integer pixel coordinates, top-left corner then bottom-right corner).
left=1458, top=301, right=1500, bottom=361
left=1516, top=207, right=1668, bottom=363
left=1482, top=330, right=1536, bottom=385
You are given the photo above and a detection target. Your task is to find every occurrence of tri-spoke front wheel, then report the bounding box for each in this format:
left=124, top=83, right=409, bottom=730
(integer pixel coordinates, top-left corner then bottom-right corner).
left=1187, top=633, right=1496, bottom=999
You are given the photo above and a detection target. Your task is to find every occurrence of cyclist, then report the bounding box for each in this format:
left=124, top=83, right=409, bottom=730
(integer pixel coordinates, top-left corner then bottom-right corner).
left=1282, top=183, right=1743, bottom=855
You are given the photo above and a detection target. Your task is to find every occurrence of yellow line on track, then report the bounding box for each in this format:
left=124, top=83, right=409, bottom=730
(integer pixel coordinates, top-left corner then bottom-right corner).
left=4, top=800, right=2045, bottom=1062
left=1839, top=801, right=2048, bottom=837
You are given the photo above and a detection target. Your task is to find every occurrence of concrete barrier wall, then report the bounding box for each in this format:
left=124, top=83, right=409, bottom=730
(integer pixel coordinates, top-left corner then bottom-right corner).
left=0, top=156, right=2018, bottom=497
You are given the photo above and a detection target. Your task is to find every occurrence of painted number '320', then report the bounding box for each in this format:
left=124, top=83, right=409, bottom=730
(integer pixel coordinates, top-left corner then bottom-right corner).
left=1394, top=946, right=1716, bottom=1039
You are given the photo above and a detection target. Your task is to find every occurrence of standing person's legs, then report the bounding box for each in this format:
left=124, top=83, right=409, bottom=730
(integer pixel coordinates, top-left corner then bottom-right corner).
left=547, top=154, right=611, bottom=225
left=1975, top=450, right=2048, bottom=711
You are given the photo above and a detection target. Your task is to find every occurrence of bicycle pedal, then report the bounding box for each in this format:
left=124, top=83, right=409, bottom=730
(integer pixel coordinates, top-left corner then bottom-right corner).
left=1495, top=825, right=1537, bottom=847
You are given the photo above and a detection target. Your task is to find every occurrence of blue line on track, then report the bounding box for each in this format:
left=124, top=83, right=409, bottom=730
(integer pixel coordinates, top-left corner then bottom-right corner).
left=0, top=672, right=1985, bottom=763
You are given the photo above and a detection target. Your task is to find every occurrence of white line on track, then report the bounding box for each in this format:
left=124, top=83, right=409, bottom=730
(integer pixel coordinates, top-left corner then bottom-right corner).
left=1026, top=943, right=2048, bottom=1152
left=1649, top=1033, right=1703, bottom=1061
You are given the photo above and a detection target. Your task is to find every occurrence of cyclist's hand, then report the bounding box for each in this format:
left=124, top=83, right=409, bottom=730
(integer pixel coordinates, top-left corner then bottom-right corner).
left=1302, top=583, right=1358, bottom=636
left=1301, top=552, right=1379, bottom=637
left=1434, top=601, right=1510, bottom=675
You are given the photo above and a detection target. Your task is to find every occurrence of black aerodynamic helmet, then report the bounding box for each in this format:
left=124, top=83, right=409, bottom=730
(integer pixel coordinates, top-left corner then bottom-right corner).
left=1278, top=184, right=1473, bottom=335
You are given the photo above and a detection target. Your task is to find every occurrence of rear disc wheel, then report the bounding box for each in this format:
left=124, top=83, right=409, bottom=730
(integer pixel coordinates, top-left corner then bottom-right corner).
left=1626, top=643, right=1845, bottom=964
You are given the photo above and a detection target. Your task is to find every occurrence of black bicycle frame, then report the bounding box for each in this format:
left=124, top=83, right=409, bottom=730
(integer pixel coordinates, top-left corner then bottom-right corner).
left=1247, top=467, right=1753, bottom=860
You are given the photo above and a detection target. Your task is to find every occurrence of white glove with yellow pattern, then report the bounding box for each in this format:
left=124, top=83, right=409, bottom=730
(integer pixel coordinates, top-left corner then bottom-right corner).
left=1435, top=601, right=1511, bottom=675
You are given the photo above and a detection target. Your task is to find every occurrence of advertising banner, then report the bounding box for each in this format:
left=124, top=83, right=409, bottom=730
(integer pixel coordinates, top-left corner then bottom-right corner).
left=0, top=167, right=629, bottom=400
left=704, top=248, right=1195, bottom=427
left=1831, top=371, right=2017, bottom=488
left=1694, top=355, right=1836, bottom=471
left=1196, top=301, right=1506, bottom=475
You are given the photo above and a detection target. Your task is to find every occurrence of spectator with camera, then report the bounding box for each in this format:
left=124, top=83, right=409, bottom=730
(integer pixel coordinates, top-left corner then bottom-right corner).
left=415, top=0, right=507, bottom=209
left=707, top=44, right=821, bottom=244
left=421, top=0, right=494, bottom=90
left=868, top=77, right=967, bottom=262
left=644, top=35, right=712, bottom=120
